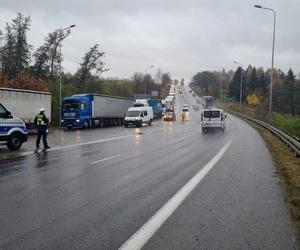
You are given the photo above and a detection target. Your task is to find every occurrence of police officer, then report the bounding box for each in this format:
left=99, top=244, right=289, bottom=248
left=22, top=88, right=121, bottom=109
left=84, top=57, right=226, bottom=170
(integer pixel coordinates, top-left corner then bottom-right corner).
left=34, top=108, right=50, bottom=150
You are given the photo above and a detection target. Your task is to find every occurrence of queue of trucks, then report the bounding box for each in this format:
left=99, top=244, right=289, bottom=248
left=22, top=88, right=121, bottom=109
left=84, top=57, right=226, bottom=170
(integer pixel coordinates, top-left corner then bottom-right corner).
left=0, top=87, right=169, bottom=150
left=0, top=85, right=226, bottom=150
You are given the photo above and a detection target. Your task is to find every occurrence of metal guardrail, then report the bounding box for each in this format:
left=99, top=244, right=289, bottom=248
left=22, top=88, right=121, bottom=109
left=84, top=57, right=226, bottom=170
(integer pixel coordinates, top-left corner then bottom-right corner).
left=232, top=111, right=300, bottom=157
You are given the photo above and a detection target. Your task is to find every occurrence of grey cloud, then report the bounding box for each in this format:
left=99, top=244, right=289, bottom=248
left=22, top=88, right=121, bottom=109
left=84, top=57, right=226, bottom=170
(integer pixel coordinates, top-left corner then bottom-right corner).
left=0, top=0, right=299, bottom=79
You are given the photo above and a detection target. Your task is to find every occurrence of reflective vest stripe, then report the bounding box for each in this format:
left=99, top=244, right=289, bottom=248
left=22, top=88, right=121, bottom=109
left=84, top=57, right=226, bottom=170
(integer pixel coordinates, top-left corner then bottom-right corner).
left=37, top=114, right=46, bottom=125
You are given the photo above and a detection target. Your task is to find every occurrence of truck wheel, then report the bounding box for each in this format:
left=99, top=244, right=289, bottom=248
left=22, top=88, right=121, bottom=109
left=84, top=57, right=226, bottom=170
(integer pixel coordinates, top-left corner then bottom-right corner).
left=149, top=119, right=152, bottom=126
left=124, top=123, right=128, bottom=128
left=202, top=128, right=206, bottom=133
left=7, top=133, right=23, bottom=150
left=83, top=120, right=89, bottom=129
left=140, top=120, right=143, bottom=127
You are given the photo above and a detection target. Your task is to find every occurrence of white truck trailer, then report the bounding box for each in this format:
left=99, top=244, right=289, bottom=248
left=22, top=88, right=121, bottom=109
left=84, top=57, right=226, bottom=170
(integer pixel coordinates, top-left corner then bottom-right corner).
left=0, top=88, right=51, bottom=128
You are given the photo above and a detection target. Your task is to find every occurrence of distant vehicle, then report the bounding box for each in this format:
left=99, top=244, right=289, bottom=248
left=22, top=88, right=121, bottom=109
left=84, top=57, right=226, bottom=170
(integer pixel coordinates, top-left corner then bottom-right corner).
left=201, top=96, right=214, bottom=109
left=192, top=104, right=200, bottom=111
left=201, top=108, right=227, bottom=133
left=161, top=100, right=167, bottom=115
left=0, top=87, right=51, bottom=128
left=135, top=99, right=149, bottom=106
left=163, top=111, right=176, bottom=121
left=0, top=102, right=28, bottom=150
left=165, top=98, right=174, bottom=111
left=124, top=107, right=153, bottom=127
left=147, top=99, right=163, bottom=118
left=192, top=93, right=196, bottom=97
left=189, top=90, right=192, bottom=93
left=61, top=94, right=133, bottom=129
left=182, top=104, right=189, bottom=112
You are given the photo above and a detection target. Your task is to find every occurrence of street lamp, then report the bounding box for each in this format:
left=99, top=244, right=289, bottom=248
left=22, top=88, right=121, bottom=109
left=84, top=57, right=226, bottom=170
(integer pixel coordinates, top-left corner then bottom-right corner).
left=254, top=4, right=276, bottom=114
left=59, top=24, right=76, bottom=126
left=144, top=65, right=154, bottom=97
left=233, top=61, right=243, bottom=112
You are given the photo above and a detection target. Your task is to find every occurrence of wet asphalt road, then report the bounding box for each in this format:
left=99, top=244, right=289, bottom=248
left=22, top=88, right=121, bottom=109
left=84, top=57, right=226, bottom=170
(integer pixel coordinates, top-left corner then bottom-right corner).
left=0, top=86, right=296, bottom=249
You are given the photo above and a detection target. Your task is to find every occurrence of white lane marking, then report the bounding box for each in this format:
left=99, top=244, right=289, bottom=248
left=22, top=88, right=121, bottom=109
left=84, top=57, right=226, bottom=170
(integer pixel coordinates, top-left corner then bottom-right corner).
left=90, top=154, right=121, bottom=165
left=18, top=134, right=131, bottom=157
left=119, top=137, right=233, bottom=250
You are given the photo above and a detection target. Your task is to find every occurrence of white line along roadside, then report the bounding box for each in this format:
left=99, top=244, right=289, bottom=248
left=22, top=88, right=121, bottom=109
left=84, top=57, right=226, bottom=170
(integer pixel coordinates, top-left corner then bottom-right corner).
left=119, top=137, right=234, bottom=250
left=90, top=154, right=121, bottom=165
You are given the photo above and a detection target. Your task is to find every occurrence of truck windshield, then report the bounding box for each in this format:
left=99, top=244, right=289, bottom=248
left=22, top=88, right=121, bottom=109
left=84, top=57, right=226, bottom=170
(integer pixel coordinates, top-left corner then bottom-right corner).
left=204, top=110, right=220, bottom=118
left=126, top=111, right=141, bottom=117
left=62, top=100, right=79, bottom=111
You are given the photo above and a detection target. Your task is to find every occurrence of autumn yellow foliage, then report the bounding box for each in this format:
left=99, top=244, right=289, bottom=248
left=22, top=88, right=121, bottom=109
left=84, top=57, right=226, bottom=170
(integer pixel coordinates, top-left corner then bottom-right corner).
left=0, top=73, right=49, bottom=92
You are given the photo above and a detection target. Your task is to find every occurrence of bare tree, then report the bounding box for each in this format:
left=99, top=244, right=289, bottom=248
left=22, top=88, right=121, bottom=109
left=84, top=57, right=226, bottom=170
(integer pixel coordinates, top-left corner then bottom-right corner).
left=76, top=44, right=105, bottom=88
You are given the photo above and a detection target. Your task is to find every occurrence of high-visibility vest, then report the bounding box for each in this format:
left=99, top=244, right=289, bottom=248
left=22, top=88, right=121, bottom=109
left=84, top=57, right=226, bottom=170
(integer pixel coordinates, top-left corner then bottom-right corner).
left=37, top=114, right=46, bottom=126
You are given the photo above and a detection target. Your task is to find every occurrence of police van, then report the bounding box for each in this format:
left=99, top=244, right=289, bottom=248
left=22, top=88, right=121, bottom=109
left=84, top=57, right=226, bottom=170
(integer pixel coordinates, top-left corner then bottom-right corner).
left=0, top=102, right=28, bottom=150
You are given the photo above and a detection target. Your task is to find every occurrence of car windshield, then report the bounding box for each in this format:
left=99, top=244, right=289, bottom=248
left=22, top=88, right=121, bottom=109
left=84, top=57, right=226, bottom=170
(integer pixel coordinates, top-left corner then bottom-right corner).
left=204, top=110, right=220, bottom=118
left=62, top=100, right=79, bottom=111
left=0, top=103, right=8, bottom=117
left=126, top=111, right=141, bottom=117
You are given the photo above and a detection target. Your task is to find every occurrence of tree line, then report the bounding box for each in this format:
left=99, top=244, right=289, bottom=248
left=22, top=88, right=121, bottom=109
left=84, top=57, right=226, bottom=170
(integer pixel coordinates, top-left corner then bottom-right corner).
left=192, top=66, right=300, bottom=116
left=0, top=13, right=172, bottom=123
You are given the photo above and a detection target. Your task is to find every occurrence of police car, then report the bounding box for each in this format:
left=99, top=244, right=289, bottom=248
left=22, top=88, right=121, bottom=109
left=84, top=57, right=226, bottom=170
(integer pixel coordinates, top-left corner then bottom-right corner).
left=0, top=102, right=28, bottom=150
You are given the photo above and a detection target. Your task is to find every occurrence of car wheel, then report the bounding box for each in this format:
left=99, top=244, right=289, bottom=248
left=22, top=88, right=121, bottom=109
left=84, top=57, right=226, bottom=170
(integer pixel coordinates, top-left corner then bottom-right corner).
left=124, top=123, right=128, bottom=128
left=7, top=133, right=23, bottom=150
left=202, top=128, right=206, bottom=133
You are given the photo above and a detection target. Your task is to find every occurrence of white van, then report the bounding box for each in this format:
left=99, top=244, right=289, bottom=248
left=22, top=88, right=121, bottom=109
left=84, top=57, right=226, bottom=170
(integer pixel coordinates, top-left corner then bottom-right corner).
left=201, top=108, right=227, bottom=133
left=0, top=102, right=28, bottom=150
left=124, top=107, right=154, bottom=127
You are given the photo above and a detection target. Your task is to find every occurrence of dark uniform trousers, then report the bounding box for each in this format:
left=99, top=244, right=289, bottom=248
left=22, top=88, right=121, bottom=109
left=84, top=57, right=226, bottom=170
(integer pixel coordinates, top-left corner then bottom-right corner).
left=36, top=126, right=48, bottom=148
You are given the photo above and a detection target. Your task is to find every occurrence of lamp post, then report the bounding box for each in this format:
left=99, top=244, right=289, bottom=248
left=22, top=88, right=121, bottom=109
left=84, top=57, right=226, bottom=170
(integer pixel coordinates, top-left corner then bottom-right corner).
left=144, top=65, right=154, bottom=97
left=234, top=61, right=243, bottom=112
left=254, top=4, right=276, bottom=114
left=59, top=25, right=76, bottom=126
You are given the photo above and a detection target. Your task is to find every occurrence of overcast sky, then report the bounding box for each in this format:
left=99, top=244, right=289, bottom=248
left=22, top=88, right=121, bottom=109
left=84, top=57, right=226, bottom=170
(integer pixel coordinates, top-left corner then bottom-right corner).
left=0, top=0, right=299, bottom=80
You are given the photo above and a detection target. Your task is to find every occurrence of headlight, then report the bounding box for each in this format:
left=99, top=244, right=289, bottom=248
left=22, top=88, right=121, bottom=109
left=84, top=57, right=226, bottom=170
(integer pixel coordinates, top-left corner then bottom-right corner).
left=76, top=119, right=80, bottom=122
left=61, top=119, right=64, bottom=123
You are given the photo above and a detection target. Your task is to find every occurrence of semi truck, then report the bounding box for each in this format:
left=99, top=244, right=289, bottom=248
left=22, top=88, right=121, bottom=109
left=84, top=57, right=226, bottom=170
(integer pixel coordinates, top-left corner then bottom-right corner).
left=201, top=96, right=214, bottom=109
left=0, top=87, right=51, bottom=128
left=147, top=99, right=163, bottom=118
left=61, top=93, right=133, bottom=129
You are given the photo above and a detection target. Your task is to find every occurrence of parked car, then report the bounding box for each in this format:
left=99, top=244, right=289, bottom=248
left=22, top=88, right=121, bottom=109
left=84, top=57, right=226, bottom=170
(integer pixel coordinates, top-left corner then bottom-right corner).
left=163, top=111, right=176, bottom=121
left=0, top=102, right=28, bottom=150
left=124, top=107, right=153, bottom=127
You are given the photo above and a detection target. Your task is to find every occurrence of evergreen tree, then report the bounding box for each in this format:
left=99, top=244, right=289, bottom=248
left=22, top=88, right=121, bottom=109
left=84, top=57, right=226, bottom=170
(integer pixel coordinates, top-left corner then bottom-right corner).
left=11, top=13, right=32, bottom=78
left=228, top=67, right=243, bottom=102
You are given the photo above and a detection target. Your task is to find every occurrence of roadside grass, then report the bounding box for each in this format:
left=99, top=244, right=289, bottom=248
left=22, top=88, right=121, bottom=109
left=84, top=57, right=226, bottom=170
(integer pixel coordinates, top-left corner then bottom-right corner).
left=218, top=102, right=300, bottom=140
left=245, top=120, right=300, bottom=247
